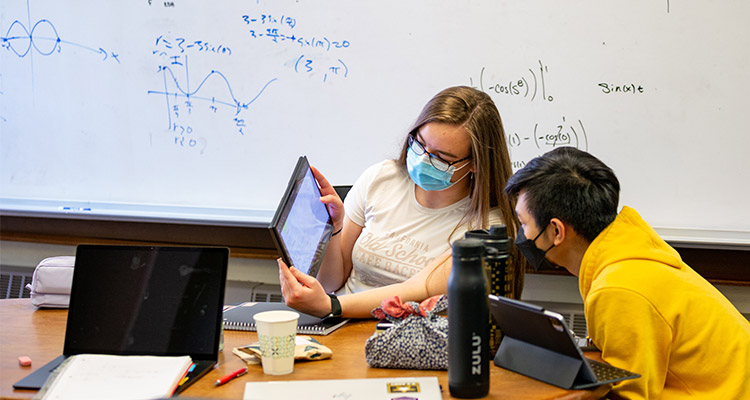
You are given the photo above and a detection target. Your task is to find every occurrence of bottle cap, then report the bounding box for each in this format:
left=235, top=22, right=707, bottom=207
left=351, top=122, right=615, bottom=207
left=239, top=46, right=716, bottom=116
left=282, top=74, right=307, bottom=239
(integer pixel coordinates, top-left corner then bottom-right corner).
left=489, top=225, right=507, bottom=237
left=464, top=224, right=511, bottom=252
left=452, top=238, right=485, bottom=258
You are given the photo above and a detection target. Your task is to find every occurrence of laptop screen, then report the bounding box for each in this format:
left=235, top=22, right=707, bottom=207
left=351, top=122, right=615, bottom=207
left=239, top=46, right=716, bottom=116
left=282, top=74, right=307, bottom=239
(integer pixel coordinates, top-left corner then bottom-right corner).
left=64, top=245, right=228, bottom=359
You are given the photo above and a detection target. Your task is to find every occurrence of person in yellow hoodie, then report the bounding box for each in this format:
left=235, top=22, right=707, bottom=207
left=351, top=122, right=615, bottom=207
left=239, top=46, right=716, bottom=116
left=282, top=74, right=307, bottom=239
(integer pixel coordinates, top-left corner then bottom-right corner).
left=504, top=147, right=750, bottom=399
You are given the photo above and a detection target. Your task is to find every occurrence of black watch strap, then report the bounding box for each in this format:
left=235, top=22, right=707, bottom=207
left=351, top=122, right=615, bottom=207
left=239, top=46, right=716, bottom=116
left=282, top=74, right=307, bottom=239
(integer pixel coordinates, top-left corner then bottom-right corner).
left=327, top=293, right=342, bottom=318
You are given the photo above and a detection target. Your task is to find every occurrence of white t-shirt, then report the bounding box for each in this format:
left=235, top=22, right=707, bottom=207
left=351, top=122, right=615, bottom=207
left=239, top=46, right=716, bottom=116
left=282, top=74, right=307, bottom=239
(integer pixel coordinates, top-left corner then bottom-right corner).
left=339, top=160, right=502, bottom=294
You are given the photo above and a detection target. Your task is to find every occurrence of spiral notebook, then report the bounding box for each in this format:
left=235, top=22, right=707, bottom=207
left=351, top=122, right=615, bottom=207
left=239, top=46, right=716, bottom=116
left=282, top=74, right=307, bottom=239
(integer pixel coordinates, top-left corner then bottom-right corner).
left=223, top=302, right=349, bottom=335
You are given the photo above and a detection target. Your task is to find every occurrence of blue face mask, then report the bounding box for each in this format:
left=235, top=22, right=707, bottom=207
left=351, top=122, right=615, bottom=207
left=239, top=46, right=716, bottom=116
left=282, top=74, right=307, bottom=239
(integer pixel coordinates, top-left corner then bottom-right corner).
left=406, top=144, right=470, bottom=191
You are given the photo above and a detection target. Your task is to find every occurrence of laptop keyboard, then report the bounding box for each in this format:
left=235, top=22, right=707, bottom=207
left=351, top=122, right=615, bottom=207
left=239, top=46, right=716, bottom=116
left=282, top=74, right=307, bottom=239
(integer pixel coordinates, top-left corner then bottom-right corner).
left=588, top=359, right=638, bottom=382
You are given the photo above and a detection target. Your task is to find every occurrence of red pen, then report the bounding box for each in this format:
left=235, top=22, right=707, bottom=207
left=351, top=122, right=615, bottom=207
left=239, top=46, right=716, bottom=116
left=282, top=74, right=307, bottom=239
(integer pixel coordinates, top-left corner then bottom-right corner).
left=214, top=367, right=248, bottom=387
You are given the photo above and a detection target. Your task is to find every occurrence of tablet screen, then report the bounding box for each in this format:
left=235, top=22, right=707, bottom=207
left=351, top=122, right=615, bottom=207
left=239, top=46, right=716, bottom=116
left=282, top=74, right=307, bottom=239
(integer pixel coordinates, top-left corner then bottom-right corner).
left=269, top=156, right=333, bottom=277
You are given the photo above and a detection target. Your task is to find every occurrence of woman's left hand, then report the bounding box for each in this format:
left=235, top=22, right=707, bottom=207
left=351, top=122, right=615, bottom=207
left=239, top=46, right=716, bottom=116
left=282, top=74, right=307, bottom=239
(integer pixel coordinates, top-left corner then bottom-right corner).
left=311, top=166, right=345, bottom=230
left=278, top=258, right=332, bottom=318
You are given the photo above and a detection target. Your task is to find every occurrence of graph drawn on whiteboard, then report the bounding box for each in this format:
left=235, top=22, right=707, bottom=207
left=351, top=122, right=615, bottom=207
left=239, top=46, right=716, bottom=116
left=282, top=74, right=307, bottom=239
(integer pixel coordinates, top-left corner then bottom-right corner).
left=145, top=10, right=353, bottom=153
left=1, top=1, right=122, bottom=135
left=2, top=15, right=120, bottom=63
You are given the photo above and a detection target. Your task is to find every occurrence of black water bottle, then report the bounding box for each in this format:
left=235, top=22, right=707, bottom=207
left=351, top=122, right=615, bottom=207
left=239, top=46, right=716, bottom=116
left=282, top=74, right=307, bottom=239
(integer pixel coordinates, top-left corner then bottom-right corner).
left=448, top=238, right=490, bottom=398
left=465, top=225, right=512, bottom=355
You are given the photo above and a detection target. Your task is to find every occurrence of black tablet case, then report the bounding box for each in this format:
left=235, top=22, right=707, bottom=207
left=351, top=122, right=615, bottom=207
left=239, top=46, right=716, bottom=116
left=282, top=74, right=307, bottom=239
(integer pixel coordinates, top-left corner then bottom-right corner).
left=268, top=155, right=333, bottom=278
left=489, top=295, right=639, bottom=389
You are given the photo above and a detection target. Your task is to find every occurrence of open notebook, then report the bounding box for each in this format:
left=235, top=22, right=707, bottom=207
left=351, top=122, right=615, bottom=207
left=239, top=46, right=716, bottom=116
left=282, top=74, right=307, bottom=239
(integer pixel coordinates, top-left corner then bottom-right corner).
left=223, top=302, right=349, bottom=335
left=36, top=354, right=193, bottom=400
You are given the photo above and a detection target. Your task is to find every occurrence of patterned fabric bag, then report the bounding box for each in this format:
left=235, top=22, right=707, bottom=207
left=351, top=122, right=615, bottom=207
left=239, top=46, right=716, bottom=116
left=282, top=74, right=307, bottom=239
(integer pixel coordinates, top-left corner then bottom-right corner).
left=365, top=295, right=448, bottom=370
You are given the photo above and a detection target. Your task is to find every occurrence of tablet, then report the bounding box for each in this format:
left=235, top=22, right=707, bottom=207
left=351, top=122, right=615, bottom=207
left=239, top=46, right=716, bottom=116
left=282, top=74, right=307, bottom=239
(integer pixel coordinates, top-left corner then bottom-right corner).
left=269, top=156, right=334, bottom=277
left=488, top=295, right=639, bottom=389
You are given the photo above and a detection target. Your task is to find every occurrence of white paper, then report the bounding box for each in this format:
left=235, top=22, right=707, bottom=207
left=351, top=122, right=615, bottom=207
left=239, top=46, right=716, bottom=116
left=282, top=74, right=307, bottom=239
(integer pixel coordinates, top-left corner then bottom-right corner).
left=244, top=377, right=442, bottom=400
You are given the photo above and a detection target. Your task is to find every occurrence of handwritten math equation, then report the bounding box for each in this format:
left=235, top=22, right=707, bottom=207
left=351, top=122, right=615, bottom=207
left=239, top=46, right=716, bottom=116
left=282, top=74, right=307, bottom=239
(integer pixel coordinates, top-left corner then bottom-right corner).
left=469, top=61, right=554, bottom=103
left=469, top=57, right=650, bottom=168
left=468, top=60, right=591, bottom=169
left=241, top=13, right=351, bottom=83
left=152, top=35, right=232, bottom=57
left=506, top=117, right=589, bottom=169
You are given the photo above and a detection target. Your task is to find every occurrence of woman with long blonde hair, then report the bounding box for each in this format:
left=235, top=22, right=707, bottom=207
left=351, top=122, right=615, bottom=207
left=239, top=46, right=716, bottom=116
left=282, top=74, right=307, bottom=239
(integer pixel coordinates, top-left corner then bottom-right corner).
left=279, top=86, right=525, bottom=318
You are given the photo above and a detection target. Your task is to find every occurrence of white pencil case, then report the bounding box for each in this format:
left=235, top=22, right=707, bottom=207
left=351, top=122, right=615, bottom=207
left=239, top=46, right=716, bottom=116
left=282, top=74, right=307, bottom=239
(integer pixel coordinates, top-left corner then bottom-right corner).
left=26, top=256, right=75, bottom=308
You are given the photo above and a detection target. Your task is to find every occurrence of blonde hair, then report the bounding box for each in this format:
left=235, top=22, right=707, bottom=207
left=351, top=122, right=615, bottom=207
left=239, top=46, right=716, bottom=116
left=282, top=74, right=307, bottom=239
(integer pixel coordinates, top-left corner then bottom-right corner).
left=397, top=86, right=525, bottom=298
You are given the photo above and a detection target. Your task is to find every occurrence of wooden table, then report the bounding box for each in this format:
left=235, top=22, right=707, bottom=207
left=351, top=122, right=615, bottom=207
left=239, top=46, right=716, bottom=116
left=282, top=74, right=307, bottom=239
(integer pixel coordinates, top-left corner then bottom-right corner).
left=0, top=299, right=610, bottom=399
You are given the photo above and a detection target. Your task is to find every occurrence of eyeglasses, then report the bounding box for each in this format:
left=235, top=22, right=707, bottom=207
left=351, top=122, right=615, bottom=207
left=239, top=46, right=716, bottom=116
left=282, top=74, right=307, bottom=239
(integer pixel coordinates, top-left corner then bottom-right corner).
left=408, top=135, right=471, bottom=172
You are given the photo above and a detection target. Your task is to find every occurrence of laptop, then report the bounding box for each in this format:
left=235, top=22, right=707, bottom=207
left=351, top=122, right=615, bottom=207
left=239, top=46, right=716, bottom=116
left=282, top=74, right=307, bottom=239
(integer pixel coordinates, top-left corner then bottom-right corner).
left=14, top=245, right=229, bottom=392
left=489, top=294, right=640, bottom=389
left=269, top=155, right=334, bottom=278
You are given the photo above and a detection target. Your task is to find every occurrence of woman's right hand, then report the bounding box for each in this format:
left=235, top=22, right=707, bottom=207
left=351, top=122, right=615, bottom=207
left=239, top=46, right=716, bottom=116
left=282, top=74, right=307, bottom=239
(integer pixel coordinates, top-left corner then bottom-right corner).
left=278, top=258, right=332, bottom=318
left=311, top=166, right=345, bottom=230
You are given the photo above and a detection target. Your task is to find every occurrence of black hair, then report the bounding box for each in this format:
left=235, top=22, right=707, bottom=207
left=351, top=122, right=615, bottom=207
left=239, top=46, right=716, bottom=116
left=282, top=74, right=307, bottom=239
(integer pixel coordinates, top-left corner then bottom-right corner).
left=504, top=147, right=620, bottom=242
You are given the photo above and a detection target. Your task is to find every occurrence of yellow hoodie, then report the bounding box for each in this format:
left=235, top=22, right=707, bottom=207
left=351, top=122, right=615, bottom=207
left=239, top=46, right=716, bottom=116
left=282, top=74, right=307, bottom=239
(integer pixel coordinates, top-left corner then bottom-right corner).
left=579, top=207, right=750, bottom=399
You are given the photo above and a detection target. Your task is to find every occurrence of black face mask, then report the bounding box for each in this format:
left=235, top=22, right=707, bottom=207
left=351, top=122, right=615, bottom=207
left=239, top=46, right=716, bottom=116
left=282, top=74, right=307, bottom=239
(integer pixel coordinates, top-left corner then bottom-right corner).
left=515, top=224, right=560, bottom=271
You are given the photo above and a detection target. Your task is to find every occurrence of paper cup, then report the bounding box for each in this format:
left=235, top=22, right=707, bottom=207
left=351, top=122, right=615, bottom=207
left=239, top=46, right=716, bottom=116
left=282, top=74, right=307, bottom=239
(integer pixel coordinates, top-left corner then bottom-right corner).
left=253, top=310, right=300, bottom=375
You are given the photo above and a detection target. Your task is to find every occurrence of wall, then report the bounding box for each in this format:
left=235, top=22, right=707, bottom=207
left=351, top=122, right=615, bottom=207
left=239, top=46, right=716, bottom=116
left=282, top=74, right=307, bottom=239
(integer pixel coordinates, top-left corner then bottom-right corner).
left=2, top=0, right=749, bottom=245
left=2, top=240, right=748, bottom=316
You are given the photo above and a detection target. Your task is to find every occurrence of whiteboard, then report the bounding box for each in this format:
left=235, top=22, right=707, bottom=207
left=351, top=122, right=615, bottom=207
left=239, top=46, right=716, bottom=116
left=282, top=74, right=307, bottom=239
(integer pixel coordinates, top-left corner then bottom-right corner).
left=1, top=0, right=749, bottom=244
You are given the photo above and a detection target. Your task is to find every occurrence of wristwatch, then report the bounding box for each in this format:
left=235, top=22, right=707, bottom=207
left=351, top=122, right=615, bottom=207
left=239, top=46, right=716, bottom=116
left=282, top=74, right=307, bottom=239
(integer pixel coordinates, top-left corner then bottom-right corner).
left=327, top=294, right=342, bottom=318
